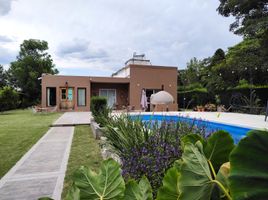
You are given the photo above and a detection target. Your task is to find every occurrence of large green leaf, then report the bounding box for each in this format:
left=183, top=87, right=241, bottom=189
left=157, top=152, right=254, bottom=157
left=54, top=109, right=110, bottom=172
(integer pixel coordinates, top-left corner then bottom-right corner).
left=156, top=166, right=180, bottom=200
left=229, top=130, right=268, bottom=200
left=214, top=162, right=231, bottom=199
left=124, top=176, right=153, bottom=200
left=66, top=185, right=80, bottom=200
left=72, top=158, right=125, bottom=200
left=204, top=131, right=235, bottom=172
left=181, top=134, right=205, bottom=149
left=179, top=141, right=215, bottom=200
left=216, top=162, right=230, bottom=191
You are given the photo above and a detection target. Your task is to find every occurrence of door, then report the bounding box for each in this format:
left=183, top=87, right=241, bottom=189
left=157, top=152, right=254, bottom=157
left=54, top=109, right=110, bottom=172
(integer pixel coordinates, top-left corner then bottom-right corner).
left=46, top=87, right=56, bottom=106
left=145, top=89, right=161, bottom=111
left=60, top=87, right=74, bottom=109
left=99, top=89, right=116, bottom=108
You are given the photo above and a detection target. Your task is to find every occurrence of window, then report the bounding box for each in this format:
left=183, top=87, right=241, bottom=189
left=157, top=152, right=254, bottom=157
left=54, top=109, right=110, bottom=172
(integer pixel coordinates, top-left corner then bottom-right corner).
left=99, top=89, right=116, bottom=108
left=68, top=88, right=73, bottom=100
left=78, top=88, right=86, bottom=106
left=61, top=88, right=74, bottom=100
left=61, top=89, right=67, bottom=100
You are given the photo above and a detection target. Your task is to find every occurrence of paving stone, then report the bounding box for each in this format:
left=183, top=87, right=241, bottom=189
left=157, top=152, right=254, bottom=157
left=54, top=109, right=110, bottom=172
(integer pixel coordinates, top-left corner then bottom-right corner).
left=0, top=125, right=74, bottom=200
left=0, top=177, right=57, bottom=200
left=14, top=141, right=67, bottom=175
left=53, top=112, right=91, bottom=126
left=44, top=127, right=73, bottom=141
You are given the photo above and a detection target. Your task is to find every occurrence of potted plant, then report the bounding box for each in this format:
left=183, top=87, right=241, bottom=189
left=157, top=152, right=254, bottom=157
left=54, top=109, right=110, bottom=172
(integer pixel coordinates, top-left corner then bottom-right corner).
left=196, top=105, right=205, bottom=112
left=215, top=94, right=222, bottom=112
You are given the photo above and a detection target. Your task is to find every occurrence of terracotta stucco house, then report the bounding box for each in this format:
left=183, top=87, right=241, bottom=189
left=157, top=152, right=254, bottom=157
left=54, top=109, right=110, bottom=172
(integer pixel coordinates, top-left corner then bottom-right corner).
left=41, top=54, right=178, bottom=111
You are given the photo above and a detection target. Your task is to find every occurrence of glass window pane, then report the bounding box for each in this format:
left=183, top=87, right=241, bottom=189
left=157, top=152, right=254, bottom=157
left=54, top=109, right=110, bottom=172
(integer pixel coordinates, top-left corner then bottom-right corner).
left=68, top=88, right=73, bottom=100
left=78, top=88, right=86, bottom=106
left=62, top=89, right=66, bottom=100
left=99, top=89, right=116, bottom=108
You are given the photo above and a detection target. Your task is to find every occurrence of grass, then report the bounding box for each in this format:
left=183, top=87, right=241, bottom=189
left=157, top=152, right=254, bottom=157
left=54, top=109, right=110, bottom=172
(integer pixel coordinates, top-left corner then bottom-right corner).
left=0, top=109, right=62, bottom=178
left=62, top=125, right=103, bottom=199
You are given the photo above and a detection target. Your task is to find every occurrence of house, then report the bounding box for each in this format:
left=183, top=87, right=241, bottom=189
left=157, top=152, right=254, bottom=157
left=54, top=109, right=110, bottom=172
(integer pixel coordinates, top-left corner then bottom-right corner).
left=41, top=54, right=178, bottom=111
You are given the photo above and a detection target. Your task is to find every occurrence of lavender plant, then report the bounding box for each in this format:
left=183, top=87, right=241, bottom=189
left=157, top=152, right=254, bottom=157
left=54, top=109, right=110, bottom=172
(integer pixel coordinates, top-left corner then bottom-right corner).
left=101, top=114, right=213, bottom=196
left=119, top=119, right=209, bottom=196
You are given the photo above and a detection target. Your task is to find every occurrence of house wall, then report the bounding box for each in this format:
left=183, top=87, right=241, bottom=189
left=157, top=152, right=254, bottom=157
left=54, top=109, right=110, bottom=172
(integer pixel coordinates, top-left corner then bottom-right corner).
left=129, top=65, right=178, bottom=111
left=41, top=75, right=91, bottom=111
left=41, top=64, right=178, bottom=112
left=90, top=83, right=129, bottom=109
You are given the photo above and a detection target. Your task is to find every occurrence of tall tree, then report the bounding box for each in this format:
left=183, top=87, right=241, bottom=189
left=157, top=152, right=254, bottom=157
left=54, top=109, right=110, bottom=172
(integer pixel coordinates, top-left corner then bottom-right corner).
left=217, top=0, right=268, bottom=37
left=8, top=39, right=58, bottom=107
left=183, top=57, right=204, bottom=84
left=224, top=38, right=268, bottom=85
left=210, top=48, right=225, bottom=67
left=0, top=65, right=7, bottom=88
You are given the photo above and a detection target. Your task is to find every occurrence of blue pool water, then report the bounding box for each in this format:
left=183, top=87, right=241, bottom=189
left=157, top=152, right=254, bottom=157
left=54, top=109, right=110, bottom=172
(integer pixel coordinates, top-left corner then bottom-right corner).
left=131, top=115, right=252, bottom=143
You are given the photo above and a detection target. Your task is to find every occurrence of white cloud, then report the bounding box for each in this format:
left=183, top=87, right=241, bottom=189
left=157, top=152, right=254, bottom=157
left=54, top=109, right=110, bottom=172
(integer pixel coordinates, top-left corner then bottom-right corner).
left=0, top=34, right=13, bottom=43
left=57, top=38, right=108, bottom=60
left=0, top=0, right=15, bottom=15
left=0, top=0, right=242, bottom=75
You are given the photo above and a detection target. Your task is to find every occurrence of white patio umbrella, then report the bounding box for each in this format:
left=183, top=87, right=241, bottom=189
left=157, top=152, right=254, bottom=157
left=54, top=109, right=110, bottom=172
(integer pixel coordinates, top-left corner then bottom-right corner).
left=140, top=89, right=148, bottom=111
left=150, top=91, right=174, bottom=105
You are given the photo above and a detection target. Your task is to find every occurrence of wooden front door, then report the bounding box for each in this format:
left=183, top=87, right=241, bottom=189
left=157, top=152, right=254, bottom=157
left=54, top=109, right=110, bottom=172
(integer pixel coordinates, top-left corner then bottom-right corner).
left=60, top=87, right=74, bottom=109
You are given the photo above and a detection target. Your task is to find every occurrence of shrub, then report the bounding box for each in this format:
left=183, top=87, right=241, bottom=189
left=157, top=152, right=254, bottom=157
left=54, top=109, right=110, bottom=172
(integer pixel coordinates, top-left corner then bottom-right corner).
left=93, top=106, right=111, bottom=127
left=0, top=86, right=19, bottom=112
left=90, top=96, right=107, bottom=116
left=121, top=124, right=181, bottom=194
left=102, top=115, right=210, bottom=196
left=90, top=96, right=108, bottom=126
left=102, top=114, right=151, bottom=156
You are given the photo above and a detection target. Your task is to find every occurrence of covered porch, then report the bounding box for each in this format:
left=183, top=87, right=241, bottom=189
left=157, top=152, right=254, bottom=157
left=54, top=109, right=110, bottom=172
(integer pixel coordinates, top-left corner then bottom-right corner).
left=90, top=77, right=130, bottom=110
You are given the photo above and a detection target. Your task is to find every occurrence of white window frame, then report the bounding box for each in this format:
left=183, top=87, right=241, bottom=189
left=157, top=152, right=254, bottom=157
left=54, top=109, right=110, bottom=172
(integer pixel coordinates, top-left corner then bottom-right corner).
left=77, top=88, right=86, bottom=107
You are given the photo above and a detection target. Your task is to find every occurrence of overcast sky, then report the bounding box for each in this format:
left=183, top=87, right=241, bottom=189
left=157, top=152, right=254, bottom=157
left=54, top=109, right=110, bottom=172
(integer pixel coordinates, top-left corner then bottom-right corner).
left=0, top=0, right=241, bottom=76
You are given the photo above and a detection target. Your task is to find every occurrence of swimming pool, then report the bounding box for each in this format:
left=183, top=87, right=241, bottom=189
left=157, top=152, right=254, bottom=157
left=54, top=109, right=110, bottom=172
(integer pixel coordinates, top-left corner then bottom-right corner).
left=131, top=114, right=252, bottom=143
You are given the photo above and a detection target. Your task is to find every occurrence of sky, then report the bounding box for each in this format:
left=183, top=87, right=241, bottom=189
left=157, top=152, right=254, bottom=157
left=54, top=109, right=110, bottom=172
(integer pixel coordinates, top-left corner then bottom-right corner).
left=0, top=0, right=242, bottom=76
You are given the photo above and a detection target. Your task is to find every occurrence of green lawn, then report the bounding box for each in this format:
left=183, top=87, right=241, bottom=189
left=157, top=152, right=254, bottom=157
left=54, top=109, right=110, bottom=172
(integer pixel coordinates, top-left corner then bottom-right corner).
left=62, top=125, right=103, bottom=199
left=0, top=109, right=62, bottom=178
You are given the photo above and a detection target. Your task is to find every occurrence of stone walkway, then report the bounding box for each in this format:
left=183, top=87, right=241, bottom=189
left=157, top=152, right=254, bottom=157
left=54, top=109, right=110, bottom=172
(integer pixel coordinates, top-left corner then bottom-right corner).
left=0, top=112, right=91, bottom=200
left=53, top=112, right=91, bottom=126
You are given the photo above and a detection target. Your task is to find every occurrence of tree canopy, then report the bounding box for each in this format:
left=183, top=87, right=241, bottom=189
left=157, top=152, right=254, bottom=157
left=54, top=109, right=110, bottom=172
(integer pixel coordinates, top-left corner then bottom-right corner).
left=0, top=65, right=7, bottom=88
left=8, top=39, right=58, bottom=107
left=179, top=1, right=268, bottom=109
left=217, top=0, right=268, bottom=37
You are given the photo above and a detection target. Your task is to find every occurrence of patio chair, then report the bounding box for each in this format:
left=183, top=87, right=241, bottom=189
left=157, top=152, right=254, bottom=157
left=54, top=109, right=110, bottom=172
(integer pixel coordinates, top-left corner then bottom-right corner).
left=265, top=100, right=268, bottom=122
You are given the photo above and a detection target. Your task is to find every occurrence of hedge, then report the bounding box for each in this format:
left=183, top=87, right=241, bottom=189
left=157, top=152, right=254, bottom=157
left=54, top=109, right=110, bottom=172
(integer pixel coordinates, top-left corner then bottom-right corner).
left=0, top=86, right=19, bottom=112
left=178, top=87, right=268, bottom=110
left=90, top=96, right=107, bottom=117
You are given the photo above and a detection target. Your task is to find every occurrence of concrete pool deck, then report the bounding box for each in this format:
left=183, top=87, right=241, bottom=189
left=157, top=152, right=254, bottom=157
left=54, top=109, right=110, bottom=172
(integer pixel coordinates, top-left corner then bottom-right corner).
left=129, top=111, right=268, bottom=130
